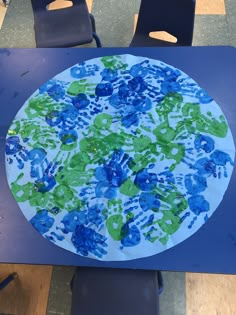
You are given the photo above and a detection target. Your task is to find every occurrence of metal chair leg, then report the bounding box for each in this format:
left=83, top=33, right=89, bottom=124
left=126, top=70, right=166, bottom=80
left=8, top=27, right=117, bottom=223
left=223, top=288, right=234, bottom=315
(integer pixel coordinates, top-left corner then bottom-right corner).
left=157, top=271, right=164, bottom=295
left=92, top=32, right=102, bottom=48
left=0, top=272, right=17, bottom=290
left=89, top=14, right=96, bottom=33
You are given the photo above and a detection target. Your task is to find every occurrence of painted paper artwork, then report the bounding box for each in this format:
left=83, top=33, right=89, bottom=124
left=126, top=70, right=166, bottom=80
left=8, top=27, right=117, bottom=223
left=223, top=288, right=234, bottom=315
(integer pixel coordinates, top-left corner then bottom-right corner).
left=5, top=54, right=235, bottom=261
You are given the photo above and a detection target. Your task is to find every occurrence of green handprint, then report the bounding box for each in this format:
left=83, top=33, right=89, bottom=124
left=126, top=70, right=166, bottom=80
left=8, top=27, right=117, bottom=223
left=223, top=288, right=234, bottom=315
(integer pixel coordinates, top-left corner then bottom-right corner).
left=67, top=79, right=97, bottom=96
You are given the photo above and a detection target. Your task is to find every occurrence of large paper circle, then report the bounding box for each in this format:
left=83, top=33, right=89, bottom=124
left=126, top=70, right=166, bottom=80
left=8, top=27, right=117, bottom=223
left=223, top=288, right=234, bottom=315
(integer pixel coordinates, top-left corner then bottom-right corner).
left=5, top=54, right=235, bottom=261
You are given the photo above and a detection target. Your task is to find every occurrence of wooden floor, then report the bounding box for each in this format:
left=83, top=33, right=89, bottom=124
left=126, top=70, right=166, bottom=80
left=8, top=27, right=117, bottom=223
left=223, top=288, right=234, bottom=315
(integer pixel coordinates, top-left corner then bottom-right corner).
left=0, top=2, right=7, bottom=29
left=0, top=264, right=52, bottom=315
left=186, top=273, right=236, bottom=315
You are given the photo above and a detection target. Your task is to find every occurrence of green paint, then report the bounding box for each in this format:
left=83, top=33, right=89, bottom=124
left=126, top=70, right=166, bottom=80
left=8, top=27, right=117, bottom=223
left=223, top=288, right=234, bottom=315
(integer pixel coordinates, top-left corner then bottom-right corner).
left=182, top=103, right=228, bottom=137
left=53, top=184, right=74, bottom=208
left=56, top=168, right=93, bottom=187
left=156, top=93, right=183, bottom=120
left=67, top=79, right=96, bottom=96
left=157, top=210, right=180, bottom=234
left=153, top=122, right=176, bottom=143
left=131, top=152, right=156, bottom=173
left=161, top=143, right=185, bottom=170
left=133, top=135, right=152, bottom=152
left=101, top=55, right=128, bottom=70
left=119, top=178, right=139, bottom=197
left=107, top=199, right=123, bottom=215
left=106, top=214, right=126, bottom=241
left=94, top=113, right=113, bottom=130
left=196, top=114, right=228, bottom=138
left=20, top=120, right=58, bottom=149
left=11, top=177, right=34, bottom=202
left=80, top=137, right=109, bottom=162
left=25, top=96, right=58, bottom=119
left=162, top=191, right=188, bottom=215
left=30, top=191, right=51, bottom=209
left=159, top=235, right=169, bottom=245
left=69, top=152, right=91, bottom=170
left=7, top=120, right=20, bottom=135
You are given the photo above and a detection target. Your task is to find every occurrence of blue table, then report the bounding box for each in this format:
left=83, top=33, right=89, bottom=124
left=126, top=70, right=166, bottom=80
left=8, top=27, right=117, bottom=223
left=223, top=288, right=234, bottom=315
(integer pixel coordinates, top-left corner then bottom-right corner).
left=0, top=47, right=236, bottom=274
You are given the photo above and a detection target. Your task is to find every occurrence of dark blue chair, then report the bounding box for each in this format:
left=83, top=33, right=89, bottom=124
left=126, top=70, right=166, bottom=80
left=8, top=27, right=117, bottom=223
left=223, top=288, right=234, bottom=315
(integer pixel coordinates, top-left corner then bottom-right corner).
left=70, top=267, right=163, bottom=315
left=130, top=0, right=196, bottom=47
left=31, top=0, right=102, bottom=48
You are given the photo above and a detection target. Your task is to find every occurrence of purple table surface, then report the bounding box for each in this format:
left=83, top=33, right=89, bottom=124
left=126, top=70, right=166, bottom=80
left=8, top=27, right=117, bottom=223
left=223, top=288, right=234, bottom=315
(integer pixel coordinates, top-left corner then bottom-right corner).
left=0, top=46, right=236, bottom=274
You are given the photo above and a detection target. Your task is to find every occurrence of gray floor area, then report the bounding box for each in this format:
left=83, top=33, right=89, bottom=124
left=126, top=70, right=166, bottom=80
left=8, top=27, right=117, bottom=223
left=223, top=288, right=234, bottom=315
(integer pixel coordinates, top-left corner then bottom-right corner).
left=47, top=266, right=75, bottom=315
left=1, top=1, right=236, bottom=315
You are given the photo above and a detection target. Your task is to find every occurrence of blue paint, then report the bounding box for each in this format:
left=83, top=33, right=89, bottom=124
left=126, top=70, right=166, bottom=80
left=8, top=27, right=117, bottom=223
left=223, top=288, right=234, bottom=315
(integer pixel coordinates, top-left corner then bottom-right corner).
left=179, top=211, right=190, bottom=222
left=161, top=81, right=181, bottom=95
left=87, top=204, right=105, bottom=227
left=16, top=156, right=24, bottom=169
left=121, top=225, right=141, bottom=247
left=62, top=210, right=87, bottom=233
left=72, top=93, right=90, bottom=110
left=39, top=80, right=57, bottom=94
left=188, top=195, right=209, bottom=215
left=30, top=210, right=54, bottom=234
left=193, top=157, right=217, bottom=177
left=47, top=83, right=65, bottom=101
left=28, top=148, right=47, bottom=165
left=101, top=68, right=118, bottom=81
left=51, top=232, right=64, bottom=241
left=45, top=110, right=61, bottom=127
left=128, top=77, right=147, bottom=93
left=5, top=136, right=22, bottom=155
left=59, top=129, right=78, bottom=145
left=134, top=169, right=158, bottom=191
left=118, top=82, right=130, bottom=98
left=71, top=224, right=107, bottom=258
left=141, top=214, right=155, bottom=228
left=95, top=83, right=113, bottom=97
left=129, top=61, right=149, bottom=78
left=70, top=63, right=99, bottom=79
left=49, top=207, right=60, bottom=215
left=121, top=112, right=139, bottom=128
left=210, top=150, right=234, bottom=167
left=139, top=192, right=160, bottom=212
left=34, top=173, right=56, bottom=193
left=195, top=89, right=213, bottom=103
left=95, top=150, right=129, bottom=199
left=158, top=170, right=175, bottom=187
left=185, top=174, right=207, bottom=195
left=194, top=134, right=215, bottom=153
left=132, top=97, right=152, bottom=112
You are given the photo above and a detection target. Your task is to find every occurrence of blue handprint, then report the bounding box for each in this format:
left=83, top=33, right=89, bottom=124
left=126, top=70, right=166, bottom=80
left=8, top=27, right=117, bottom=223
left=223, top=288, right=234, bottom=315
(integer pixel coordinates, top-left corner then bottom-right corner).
left=71, top=224, right=108, bottom=258
left=95, top=149, right=131, bottom=199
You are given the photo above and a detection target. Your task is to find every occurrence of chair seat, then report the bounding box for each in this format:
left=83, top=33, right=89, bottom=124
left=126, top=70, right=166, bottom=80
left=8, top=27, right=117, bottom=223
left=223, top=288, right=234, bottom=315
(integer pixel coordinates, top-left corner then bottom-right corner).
left=34, top=6, right=93, bottom=48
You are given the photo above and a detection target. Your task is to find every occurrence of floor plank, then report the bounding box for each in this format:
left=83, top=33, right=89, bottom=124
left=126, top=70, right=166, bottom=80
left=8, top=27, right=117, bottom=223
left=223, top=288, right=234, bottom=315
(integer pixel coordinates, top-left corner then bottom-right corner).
left=0, top=264, right=52, bottom=315
left=186, top=273, right=236, bottom=315
left=196, top=0, right=226, bottom=15
left=0, top=2, right=8, bottom=29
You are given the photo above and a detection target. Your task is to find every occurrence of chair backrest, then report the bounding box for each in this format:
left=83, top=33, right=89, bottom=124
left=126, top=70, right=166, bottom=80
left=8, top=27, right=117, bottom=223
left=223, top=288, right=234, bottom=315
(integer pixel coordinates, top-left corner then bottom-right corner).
left=135, top=0, right=196, bottom=45
left=31, top=0, right=83, bottom=11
